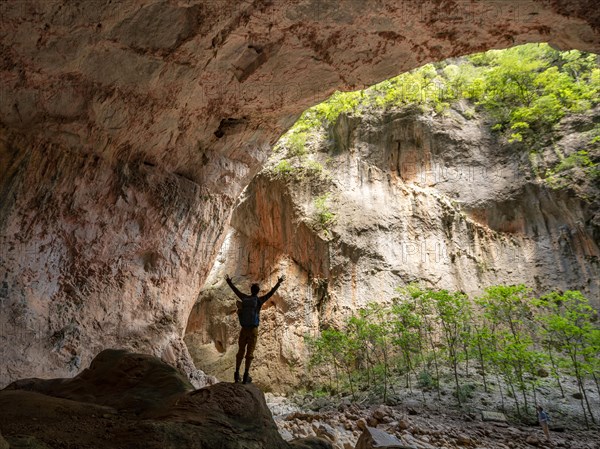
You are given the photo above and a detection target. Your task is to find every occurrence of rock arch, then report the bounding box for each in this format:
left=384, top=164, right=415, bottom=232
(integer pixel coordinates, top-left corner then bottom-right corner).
left=1, top=0, right=599, bottom=386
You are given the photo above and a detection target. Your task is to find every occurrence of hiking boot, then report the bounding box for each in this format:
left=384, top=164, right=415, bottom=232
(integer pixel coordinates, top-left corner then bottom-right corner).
left=242, top=372, right=252, bottom=384
left=234, top=371, right=241, bottom=383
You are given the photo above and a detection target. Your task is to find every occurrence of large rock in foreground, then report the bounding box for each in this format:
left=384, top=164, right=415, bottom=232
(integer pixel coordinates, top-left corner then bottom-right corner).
left=0, top=349, right=331, bottom=449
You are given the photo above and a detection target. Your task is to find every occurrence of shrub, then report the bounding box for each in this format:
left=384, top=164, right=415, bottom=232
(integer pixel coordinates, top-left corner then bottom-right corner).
left=272, top=160, right=295, bottom=176
left=303, top=159, right=324, bottom=174
left=418, top=370, right=437, bottom=390
left=314, top=194, right=336, bottom=231
left=456, top=383, right=477, bottom=402
left=287, top=131, right=308, bottom=157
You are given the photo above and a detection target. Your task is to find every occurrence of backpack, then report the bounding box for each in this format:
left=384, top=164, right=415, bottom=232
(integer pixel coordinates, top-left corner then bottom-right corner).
left=238, top=296, right=260, bottom=328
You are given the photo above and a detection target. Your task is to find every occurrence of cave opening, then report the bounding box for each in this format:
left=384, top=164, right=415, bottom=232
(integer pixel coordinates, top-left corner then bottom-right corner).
left=2, top=1, right=600, bottom=446
left=184, top=43, right=600, bottom=403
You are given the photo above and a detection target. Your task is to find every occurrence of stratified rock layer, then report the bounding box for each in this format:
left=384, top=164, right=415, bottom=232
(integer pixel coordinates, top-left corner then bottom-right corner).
left=1, top=0, right=599, bottom=386
left=0, top=349, right=331, bottom=449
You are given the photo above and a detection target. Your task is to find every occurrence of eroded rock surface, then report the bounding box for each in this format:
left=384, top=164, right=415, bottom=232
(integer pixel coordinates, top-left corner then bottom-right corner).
left=1, top=0, right=599, bottom=386
left=0, top=349, right=330, bottom=449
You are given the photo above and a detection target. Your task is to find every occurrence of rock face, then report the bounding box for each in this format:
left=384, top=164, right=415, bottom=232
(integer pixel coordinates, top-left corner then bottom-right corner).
left=1, top=0, right=600, bottom=386
left=0, top=349, right=330, bottom=449
left=186, top=105, right=599, bottom=391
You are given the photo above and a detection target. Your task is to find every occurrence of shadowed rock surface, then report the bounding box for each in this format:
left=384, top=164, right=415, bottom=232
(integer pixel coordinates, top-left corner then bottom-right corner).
left=4, top=349, right=195, bottom=413
left=0, top=349, right=331, bottom=449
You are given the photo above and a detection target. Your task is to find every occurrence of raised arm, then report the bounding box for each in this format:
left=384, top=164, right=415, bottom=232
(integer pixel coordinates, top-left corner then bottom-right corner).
left=225, top=274, right=247, bottom=300
left=259, top=275, right=285, bottom=305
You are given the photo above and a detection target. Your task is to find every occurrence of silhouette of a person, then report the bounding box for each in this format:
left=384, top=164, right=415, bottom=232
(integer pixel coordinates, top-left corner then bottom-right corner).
left=225, top=274, right=285, bottom=384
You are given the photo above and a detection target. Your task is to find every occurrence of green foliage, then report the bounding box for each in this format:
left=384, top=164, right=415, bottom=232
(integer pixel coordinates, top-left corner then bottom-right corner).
left=286, top=131, right=308, bottom=157
left=474, top=285, right=541, bottom=415
left=275, top=44, right=598, bottom=192
left=535, top=291, right=599, bottom=425
left=417, top=370, right=437, bottom=389
left=456, top=383, right=477, bottom=402
left=272, top=160, right=295, bottom=176
left=312, top=90, right=363, bottom=124
left=306, top=326, right=361, bottom=398
left=313, top=193, right=336, bottom=232
left=546, top=150, right=598, bottom=178
left=368, top=63, right=451, bottom=111
left=544, top=143, right=600, bottom=191
left=303, top=159, right=325, bottom=174
left=268, top=156, right=330, bottom=182
left=283, top=43, right=598, bottom=152
left=306, top=284, right=599, bottom=422
left=557, top=150, right=594, bottom=170
left=466, top=45, right=599, bottom=145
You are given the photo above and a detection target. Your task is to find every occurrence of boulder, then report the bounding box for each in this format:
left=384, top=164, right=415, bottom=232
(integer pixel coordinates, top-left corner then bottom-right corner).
left=372, top=405, right=395, bottom=423
left=357, top=418, right=368, bottom=431
left=0, top=350, right=328, bottom=449
left=4, top=349, right=194, bottom=413
left=455, top=433, right=472, bottom=446
left=313, top=422, right=338, bottom=442
left=397, top=419, right=411, bottom=431
left=526, top=435, right=542, bottom=446
left=481, top=411, right=508, bottom=422
left=355, top=426, right=413, bottom=449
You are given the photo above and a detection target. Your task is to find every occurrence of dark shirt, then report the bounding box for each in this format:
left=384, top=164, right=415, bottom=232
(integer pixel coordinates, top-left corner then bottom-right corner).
left=226, top=278, right=281, bottom=327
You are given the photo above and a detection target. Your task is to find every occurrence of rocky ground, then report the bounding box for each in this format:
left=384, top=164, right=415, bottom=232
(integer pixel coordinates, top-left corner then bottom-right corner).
left=267, top=396, right=600, bottom=449
left=265, top=371, right=600, bottom=449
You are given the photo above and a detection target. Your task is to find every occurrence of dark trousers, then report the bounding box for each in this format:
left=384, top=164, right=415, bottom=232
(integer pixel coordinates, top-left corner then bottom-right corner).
left=236, top=327, right=258, bottom=373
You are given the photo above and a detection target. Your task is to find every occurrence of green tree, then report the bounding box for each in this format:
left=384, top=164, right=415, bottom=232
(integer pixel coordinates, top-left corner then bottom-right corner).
left=400, top=284, right=442, bottom=399
left=430, top=289, right=471, bottom=406
left=583, top=326, right=600, bottom=398
left=476, top=285, right=538, bottom=416
left=349, top=303, right=398, bottom=402
left=390, top=298, right=424, bottom=392
left=470, top=320, right=495, bottom=393
left=307, top=327, right=359, bottom=398
left=537, top=291, right=598, bottom=426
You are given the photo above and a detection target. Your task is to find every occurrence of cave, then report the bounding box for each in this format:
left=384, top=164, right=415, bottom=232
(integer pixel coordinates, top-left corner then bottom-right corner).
left=0, top=0, right=600, bottom=448
left=1, top=1, right=600, bottom=448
